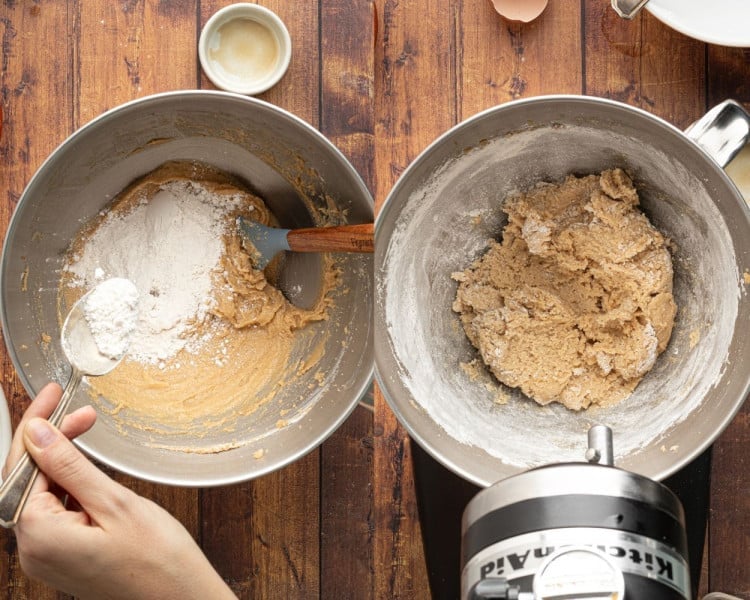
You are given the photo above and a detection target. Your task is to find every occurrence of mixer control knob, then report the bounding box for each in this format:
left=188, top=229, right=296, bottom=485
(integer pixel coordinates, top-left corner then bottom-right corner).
left=468, top=578, right=524, bottom=599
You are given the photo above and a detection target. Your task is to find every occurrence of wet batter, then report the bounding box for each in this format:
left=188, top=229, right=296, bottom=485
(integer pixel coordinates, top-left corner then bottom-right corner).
left=60, top=162, right=337, bottom=441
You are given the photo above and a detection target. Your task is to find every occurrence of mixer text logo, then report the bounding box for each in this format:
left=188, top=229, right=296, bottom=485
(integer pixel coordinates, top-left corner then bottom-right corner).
left=466, top=529, right=690, bottom=598
left=479, top=544, right=675, bottom=580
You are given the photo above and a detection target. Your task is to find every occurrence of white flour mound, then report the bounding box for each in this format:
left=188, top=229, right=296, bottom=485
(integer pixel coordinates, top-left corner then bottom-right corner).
left=82, top=277, right=140, bottom=361
left=65, top=180, right=240, bottom=364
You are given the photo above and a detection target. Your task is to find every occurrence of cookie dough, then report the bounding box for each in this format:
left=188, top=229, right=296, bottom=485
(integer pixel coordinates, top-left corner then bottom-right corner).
left=452, top=169, right=676, bottom=410
left=60, top=162, right=337, bottom=444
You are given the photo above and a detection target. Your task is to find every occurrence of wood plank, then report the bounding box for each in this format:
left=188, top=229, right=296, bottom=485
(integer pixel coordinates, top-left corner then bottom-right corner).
left=320, top=406, right=375, bottom=599
left=458, top=0, right=582, bottom=119
left=320, top=0, right=376, bottom=188
left=373, top=0, right=457, bottom=597
left=584, top=1, right=705, bottom=127
left=708, top=403, right=750, bottom=596
left=706, top=45, right=750, bottom=598
left=319, top=1, right=376, bottom=598
left=201, top=458, right=321, bottom=598
left=198, top=2, right=323, bottom=598
left=1, top=2, right=75, bottom=598
left=707, top=47, right=750, bottom=109
left=75, top=0, right=198, bottom=124
left=637, top=12, right=705, bottom=128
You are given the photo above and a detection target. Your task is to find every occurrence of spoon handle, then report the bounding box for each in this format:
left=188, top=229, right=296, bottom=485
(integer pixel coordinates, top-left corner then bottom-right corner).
left=287, top=223, right=374, bottom=254
left=0, top=370, right=82, bottom=528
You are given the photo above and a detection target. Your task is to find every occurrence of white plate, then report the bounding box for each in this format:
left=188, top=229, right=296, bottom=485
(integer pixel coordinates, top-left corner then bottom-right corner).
left=0, top=387, right=10, bottom=481
left=647, top=0, right=750, bottom=47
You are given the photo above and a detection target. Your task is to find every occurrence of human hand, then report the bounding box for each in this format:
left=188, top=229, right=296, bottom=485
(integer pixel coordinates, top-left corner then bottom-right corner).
left=2, top=383, right=236, bottom=600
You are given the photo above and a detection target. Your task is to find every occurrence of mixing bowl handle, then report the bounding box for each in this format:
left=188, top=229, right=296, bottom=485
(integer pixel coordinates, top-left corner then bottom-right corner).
left=685, top=100, right=750, bottom=168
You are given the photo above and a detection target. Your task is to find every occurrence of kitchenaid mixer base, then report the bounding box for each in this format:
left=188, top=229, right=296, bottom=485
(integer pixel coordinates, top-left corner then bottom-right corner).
left=413, top=427, right=713, bottom=599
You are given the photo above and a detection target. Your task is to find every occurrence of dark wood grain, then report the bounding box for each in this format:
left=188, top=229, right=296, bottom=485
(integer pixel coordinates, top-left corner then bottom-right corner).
left=708, top=47, right=750, bottom=111
left=1, top=2, right=75, bottom=599
left=319, top=3, right=376, bottom=599
left=706, top=47, right=750, bottom=598
left=458, top=0, right=582, bottom=118
left=373, top=0, right=456, bottom=596
left=584, top=0, right=705, bottom=126
left=709, top=405, right=750, bottom=596
left=287, top=223, right=374, bottom=253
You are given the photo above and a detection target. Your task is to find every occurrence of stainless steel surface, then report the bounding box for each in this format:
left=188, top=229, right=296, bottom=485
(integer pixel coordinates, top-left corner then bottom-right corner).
left=611, top=0, right=651, bottom=19
left=586, top=425, right=614, bottom=466
left=533, top=547, right=624, bottom=600
left=463, top=527, right=689, bottom=599
left=686, top=99, right=750, bottom=167
left=376, top=95, right=750, bottom=488
left=462, top=462, right=684, bottom=529
left=0, top=91, right=374, bottom=486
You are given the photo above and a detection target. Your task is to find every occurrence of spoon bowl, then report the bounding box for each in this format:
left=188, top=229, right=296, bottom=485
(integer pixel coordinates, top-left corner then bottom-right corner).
left=61, top=295, right=125, bottom=376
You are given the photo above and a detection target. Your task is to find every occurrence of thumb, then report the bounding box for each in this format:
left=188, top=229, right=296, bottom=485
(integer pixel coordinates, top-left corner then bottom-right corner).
left=24, top=418, right=122, bottom=518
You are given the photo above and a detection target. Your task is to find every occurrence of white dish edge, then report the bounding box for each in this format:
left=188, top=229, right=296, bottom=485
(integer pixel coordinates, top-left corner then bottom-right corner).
left=0, top=386, right=10, bottom=483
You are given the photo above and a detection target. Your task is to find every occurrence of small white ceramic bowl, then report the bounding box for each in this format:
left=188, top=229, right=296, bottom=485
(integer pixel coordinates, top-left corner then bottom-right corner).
left=199, top=4, right=291, bottom=96
left=0, top=387, right=11, bottom=482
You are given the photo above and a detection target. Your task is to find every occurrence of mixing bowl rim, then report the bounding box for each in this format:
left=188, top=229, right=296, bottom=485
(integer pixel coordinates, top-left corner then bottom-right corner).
left=77, top=374, right=375, bottom=488
left=375, top=94, right=748, bottom=230
left=374, top=93, right=750, bottom=487
left=1, top=89, right=375, bottom=486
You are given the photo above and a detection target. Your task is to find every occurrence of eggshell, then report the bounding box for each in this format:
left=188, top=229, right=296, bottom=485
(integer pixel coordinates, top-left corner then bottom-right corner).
left=490, top=0, right=549, bottom=23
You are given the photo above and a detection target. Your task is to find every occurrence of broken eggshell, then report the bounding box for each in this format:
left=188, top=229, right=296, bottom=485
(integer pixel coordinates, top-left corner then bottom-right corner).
left=490, top=0, right=549, bottom=23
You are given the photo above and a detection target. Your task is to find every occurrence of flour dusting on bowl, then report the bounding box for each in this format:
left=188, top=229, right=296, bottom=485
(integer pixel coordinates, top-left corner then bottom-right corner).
left=376, top=97, right=749, bottom=486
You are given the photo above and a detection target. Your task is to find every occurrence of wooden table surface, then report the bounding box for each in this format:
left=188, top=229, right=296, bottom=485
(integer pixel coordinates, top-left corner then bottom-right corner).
left=1, top=1, right=749, bottom=598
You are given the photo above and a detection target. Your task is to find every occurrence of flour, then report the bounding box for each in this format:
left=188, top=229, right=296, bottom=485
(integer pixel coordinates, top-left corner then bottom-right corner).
left=83, top=278, right=140, bottom=361
left=65, top=180, right=242, bottom=364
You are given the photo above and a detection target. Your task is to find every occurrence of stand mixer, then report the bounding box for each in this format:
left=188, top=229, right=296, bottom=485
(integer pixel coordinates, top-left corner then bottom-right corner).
left=460, top=426, right=739, bottom=600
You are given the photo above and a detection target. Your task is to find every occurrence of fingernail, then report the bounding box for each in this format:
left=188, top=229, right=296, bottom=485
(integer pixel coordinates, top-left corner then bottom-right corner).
left=26, top=418, right=57, bottom=448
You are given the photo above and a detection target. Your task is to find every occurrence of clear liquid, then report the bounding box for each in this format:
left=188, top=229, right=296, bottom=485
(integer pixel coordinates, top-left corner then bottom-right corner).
left=209, top=18, right=279, bottom=83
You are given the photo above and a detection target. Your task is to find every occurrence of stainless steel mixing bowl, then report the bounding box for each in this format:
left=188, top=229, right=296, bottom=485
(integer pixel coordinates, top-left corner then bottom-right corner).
left=375, top=95, right=750, bottom=487
left=2, top=91, right=373, bottom=486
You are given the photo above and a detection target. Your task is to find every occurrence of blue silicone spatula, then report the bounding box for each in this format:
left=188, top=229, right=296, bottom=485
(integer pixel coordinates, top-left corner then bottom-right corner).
left=238, top=217, right=374, bottom=270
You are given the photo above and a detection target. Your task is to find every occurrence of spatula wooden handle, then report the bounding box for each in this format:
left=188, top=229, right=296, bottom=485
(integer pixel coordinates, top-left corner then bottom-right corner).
left=286, top=223, right=374, bottom=253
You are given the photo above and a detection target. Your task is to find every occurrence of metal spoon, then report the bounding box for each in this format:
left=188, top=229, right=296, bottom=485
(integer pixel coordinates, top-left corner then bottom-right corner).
left=611, top=0, right=651, bottom=19
left=0, top=283, right=134, bottom=528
